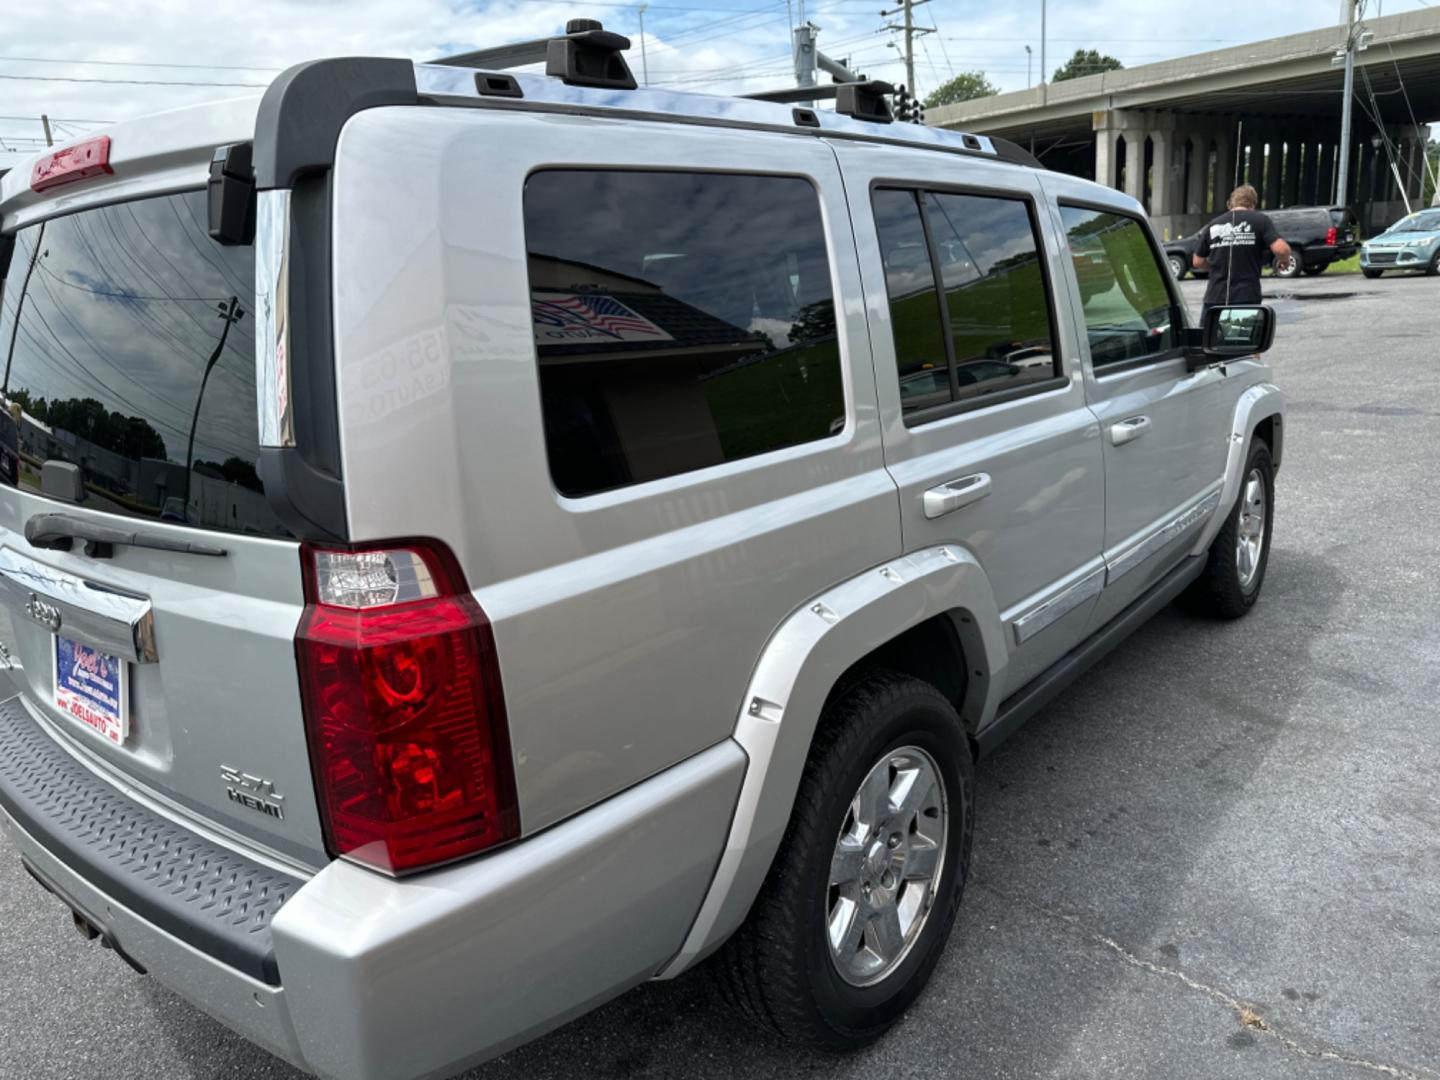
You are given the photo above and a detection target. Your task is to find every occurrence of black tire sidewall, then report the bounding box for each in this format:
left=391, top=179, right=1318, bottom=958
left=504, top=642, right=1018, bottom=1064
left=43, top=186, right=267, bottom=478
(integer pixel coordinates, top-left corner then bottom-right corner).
left=1168, top=254, right=1187, bottom=280
left=799, top=683, right=973, bottom=1040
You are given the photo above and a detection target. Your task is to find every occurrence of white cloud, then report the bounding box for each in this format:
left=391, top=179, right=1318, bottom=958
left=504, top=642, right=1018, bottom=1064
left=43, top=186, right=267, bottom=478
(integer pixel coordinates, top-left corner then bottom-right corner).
left=0, top=0, right=1432, bottom=157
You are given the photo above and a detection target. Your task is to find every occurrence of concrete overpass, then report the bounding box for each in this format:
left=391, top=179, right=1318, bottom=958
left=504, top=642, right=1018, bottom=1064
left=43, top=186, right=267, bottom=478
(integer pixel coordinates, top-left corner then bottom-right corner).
left=930, top=8, right=1440, bottom=239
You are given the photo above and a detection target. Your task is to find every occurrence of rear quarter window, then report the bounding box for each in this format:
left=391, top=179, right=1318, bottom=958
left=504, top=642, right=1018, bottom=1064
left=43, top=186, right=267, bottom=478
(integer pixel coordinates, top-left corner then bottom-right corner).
left=523, top=169, right=845, bottom=498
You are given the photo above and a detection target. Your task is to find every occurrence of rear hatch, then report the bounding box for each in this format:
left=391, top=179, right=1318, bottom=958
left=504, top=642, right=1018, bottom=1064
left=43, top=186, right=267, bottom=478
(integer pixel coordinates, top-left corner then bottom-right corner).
left=0, top=183, right=326, bottom=870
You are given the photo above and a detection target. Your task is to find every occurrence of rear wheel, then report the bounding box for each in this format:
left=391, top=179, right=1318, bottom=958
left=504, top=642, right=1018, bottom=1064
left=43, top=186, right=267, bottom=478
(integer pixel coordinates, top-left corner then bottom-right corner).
left=1167, top=253, right=1188, bottom=280
left=1363, top=267, right=1383, bottom=279
left=1182, top=441, right=1274, bottom=619
left=1272, top=249, right=1303, bottom=278
left=715, top=671, right=973, bottom=1050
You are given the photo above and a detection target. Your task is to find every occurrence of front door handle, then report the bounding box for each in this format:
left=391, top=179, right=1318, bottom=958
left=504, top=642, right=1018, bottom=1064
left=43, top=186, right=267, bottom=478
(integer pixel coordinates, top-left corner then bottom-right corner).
left=923, top=473, right=992, bottom=520
left=1110, top=415, right=1152, bottom=446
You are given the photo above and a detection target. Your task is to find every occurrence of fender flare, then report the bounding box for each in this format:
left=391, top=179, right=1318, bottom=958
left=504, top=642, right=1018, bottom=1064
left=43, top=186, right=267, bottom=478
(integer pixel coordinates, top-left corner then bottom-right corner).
left=1190, top=381, right=1285, bottom=556
left=657, top=544, right=1006, bottom=978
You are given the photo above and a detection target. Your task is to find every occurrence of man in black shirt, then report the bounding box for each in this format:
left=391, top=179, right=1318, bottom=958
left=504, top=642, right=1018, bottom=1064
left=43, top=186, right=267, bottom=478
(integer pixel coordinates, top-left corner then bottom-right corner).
left=1194, top=184, right=1290, bottom=316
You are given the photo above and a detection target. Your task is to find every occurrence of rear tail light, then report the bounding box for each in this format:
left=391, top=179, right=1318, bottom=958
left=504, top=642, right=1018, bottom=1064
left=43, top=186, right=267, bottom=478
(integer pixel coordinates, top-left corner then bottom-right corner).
left=1326, top=226, right=1338, bottom=246
left=31, top=136, right=113, bottom=193
left=296, top=539, right=518, bottom=875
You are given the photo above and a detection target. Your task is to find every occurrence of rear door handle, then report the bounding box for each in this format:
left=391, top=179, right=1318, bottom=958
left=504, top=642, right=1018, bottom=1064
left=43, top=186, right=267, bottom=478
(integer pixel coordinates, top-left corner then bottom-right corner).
left=1110, top=415, right=1152, bottom=446
left=923, top=473, right=992, bottom=519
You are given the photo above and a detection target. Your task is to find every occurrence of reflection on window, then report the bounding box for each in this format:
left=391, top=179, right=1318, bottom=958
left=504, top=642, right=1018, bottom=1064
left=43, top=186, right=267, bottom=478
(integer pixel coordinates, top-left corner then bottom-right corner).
left=0, top=191, right=285, bottom=536
left=874, top=188, right=1059, bottom=415
left=524, top=170, right=845, bottom=497
left=1059, top=206, right=1177, bottom=367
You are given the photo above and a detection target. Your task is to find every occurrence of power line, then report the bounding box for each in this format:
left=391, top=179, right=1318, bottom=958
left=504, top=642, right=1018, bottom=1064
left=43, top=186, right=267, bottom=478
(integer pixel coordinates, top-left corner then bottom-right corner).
left=0, top=54, right=281, bottom=72
left=0, top=72, right=267, bottom=87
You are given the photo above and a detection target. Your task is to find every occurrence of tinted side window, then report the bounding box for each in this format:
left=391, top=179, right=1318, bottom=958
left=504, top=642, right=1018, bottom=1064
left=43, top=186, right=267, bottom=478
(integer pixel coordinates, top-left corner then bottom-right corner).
left=871, top=189, right=949, bottom=412
left=1059, top=206, right=1177, bottom=368
left=523, top=170, right=843, bottom=498
left=873, top=188, right=1058, bottom=417
left=924, top=193, right=1058, bottom=397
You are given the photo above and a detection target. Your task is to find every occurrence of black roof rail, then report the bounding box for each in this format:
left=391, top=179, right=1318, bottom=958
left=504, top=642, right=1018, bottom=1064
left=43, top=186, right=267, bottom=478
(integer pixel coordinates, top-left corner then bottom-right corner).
left=990, top=136, right=1043, bottom=169
left=434, top=19, right=636, bottom=90
left=746, top=79, right=896, bottom=124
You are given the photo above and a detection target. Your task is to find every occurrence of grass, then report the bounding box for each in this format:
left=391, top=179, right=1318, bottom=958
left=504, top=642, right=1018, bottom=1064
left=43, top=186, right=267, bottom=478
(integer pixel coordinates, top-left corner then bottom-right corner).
left=1325, top=254, right=1361, bottom=275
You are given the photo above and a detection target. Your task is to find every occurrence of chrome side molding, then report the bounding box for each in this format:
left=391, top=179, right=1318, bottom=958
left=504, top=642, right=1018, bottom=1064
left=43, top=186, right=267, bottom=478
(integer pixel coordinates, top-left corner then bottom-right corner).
left=0, top=547, right=158, bottom=663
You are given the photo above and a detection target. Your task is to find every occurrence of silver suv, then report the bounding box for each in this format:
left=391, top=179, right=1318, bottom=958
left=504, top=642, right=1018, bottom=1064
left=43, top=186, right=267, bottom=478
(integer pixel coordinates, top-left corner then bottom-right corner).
left=0, top=25, right=1283, bottom=1080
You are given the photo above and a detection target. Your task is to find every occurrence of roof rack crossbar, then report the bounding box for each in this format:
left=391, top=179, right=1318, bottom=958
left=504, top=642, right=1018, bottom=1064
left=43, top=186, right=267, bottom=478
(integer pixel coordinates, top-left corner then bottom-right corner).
left=434, top=19, right=637, bottom=90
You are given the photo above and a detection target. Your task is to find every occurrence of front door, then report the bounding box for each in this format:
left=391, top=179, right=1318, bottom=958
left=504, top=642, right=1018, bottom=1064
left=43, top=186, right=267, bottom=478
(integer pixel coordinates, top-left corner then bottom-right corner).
left=1041, top=176, right=1233, bottom=627
left=835, top=142, right=1106, bottom=699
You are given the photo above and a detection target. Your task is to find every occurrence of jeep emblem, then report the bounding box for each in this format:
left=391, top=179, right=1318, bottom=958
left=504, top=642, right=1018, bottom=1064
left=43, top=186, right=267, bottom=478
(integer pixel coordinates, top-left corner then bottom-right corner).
left=24, top=593, right=62, bottom=633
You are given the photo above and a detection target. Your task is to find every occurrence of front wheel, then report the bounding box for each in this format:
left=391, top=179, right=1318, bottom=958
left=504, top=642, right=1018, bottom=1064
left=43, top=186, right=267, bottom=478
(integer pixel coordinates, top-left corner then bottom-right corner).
left=715, top=671, right=973, bottom=1050
left=1362, top=267, right=1384, bottom=279
left=1167, top=253, right=1188, bottom=280
left=1181, top=441, right=1274, bottom=619
left=1426, top=250, right=1440, bottom=277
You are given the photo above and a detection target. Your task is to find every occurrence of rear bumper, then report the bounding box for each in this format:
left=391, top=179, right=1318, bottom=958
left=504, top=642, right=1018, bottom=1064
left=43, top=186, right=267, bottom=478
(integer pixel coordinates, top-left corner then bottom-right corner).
left=0, top=694, right=745, bottom=1079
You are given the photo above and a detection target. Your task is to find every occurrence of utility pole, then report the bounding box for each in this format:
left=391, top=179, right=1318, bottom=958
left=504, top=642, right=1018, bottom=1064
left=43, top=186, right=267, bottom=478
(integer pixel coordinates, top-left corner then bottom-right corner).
left=182, top=297, right=244, bottom=518
left=1335, top=0, right=1358, bottom=206
left=880, top=0, right=931, bottom=100
left=40, top=114, right=53, bottom=147
left=637, top=3, right=649, bottom=86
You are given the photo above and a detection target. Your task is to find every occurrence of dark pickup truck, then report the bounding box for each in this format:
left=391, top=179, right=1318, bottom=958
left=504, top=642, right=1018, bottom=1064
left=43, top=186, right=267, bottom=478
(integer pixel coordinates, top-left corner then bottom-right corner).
left=1166, top=205, right=1360, bottom=280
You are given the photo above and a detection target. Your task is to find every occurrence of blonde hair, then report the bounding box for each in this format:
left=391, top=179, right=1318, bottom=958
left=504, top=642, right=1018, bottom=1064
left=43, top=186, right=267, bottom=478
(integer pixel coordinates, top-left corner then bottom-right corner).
left=1227, top=184, right=1259, bottom=210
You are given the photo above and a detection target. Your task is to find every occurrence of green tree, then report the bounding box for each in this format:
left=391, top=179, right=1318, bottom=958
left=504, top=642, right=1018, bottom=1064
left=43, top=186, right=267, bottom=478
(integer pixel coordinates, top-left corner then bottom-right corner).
left=924, top=71, right=1000, bottom=109
left=1052, top=49, right=1124, bottom=82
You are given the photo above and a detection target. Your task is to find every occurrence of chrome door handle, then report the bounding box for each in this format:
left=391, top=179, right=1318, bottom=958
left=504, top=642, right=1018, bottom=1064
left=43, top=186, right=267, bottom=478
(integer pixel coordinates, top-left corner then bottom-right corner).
left=1110, top=415, right=1152, bottom=446
left=923, top=473, right=992, bottom=520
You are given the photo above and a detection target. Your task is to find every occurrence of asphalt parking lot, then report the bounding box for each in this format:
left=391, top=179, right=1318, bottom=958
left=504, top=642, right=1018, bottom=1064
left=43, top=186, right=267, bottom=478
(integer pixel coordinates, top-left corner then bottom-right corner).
left=1, top=270, right=1438, bottom=1080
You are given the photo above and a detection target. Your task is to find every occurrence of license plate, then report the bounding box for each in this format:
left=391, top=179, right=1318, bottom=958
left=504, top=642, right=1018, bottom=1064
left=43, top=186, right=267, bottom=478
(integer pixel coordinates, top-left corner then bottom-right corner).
left=1345, top=232, right=1355, bottom=243
left=53, top=636, right=129, bottom=745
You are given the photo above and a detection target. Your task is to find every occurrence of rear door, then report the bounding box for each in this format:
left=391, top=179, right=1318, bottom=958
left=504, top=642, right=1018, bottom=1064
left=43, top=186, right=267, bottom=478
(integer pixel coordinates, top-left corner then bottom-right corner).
left=0, top=187, right=325, bottom=869
left=1041, top=177, right=1231, bottom=627
left=833, top=142, right=1106, bottom=699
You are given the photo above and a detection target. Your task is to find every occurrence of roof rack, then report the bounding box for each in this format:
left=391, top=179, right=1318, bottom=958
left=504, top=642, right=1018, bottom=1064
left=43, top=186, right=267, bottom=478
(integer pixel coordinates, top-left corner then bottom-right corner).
left=435, top=19, right=636, bottom=90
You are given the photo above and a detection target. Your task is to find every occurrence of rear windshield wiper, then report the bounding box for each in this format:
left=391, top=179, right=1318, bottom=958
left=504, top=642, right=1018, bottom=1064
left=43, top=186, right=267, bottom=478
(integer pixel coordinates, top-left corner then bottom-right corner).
left=24, top=513, right=227, bottom=558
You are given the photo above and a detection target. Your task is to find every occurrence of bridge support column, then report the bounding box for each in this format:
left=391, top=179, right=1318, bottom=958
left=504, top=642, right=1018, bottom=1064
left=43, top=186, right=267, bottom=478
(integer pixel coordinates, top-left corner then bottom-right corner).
left=1282, top=138, right=1301, bottom=207
left=1318, top=141, right=1337, bottom=205
left=1148, top=112, right=1179, bottom=224
left=1298, top=134, right=1319, bottom=206
left=1092, top=109, right=1146, bottom=193
left=1262, top=129, right=1284, bottom=209
left=1213, top=125, right=1236, bottom=213
left=1186, top=133, right=1209, bottom=215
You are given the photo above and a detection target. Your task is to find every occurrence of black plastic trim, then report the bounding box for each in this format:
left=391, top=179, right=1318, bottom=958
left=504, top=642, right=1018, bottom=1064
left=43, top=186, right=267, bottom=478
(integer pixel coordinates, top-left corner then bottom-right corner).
left=0, top=697, right=302, bottom=985
left=991, top=136, right=1043, bottom=169
left=475, top=72, right=524, bottom=98
left=253, top=57, right=418, bottom=190
left=976, top=554, right=1206, bottom=758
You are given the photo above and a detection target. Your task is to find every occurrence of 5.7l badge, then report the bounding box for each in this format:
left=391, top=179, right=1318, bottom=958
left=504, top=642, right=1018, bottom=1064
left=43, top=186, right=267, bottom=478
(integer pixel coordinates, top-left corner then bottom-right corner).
left=221, top=765, right=285, bottom=821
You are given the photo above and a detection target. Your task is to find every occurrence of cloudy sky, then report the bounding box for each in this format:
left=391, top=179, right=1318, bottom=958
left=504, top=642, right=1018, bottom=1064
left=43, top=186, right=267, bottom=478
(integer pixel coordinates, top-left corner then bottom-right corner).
left=0, top=0, right=1432, bottom=155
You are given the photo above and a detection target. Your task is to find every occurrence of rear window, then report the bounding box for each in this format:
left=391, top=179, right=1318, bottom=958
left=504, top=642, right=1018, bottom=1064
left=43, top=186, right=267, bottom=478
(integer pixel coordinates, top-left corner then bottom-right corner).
left=523, top=169, right=844, bottom=498
left=0, top=191, right=286, bottom=536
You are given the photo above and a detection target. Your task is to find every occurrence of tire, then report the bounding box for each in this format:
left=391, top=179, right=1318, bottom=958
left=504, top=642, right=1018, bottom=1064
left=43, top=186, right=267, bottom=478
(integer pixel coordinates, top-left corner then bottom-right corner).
left=1426, top=250, right=1440, bottom=277
left=714, top=670, right=974, bottom=1050
left=1167, top=253, right=1188, bottom=281
left=1271, top=249, right=1303, bottom=278
left=1362, top=268, right=1383, bottom=279
left=1302, top=262, right=1328, bottom=276
left=1182, top=441, right=1274, bottom=619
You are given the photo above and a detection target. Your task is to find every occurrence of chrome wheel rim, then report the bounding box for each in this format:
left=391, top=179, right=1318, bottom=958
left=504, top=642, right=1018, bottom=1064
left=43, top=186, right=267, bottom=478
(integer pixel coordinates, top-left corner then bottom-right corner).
left=1168, top=255, right=1185, bottom=279
left=1235, top=467, right=1267, bottom=591
left=826, top=745, right=947, bottom=988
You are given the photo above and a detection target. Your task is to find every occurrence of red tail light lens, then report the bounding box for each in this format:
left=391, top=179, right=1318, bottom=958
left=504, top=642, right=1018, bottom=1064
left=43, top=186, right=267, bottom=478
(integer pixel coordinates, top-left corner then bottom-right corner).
left=1326, top=226, right=1338, bottom=246
left=296, top=539, right=518, bottom=875
left=31, top=136, right=113, bottom=193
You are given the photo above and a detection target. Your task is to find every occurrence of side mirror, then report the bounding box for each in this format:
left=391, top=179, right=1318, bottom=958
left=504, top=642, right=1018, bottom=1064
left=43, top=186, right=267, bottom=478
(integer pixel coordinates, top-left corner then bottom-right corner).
left=1202, top=305, right=1275, bottom=357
